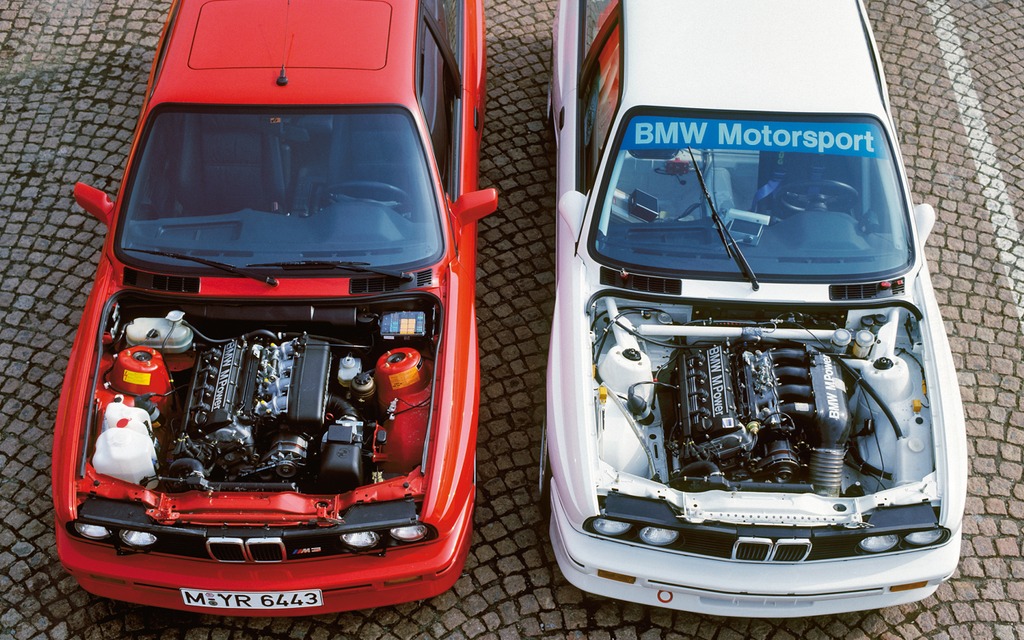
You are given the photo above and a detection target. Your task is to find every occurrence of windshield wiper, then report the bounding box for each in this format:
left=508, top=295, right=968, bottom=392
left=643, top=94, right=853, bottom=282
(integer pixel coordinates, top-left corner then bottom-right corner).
left=126, top=248, right=278, bottom=286
left=687, top=148, right=760, bottom=291
left=248, top=260, right=413, bottom=282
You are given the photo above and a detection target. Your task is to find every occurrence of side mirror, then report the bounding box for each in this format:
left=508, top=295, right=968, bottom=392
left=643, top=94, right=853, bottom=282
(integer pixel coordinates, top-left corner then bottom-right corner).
left=557, top=190, right=587, bottom=232
left=74, top=182, right=115, bottom=227
left=452, top=188, right=499, bottom=227
left=913, top=203, right=936, bottom=246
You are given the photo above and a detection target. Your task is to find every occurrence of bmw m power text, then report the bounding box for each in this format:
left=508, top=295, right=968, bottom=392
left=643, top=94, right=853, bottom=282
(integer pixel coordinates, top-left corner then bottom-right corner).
left=544, top=0, right=966, bottom=616
left=53, top=0, right=496, bottom=614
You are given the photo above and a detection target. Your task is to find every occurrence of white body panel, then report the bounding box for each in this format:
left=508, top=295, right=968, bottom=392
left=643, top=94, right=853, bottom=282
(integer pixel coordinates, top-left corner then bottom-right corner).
left=546, top=0, right=966, bottom=617
left=550, top=489, right=961, bottom=617
left=620, top=0, right=887, bottom=116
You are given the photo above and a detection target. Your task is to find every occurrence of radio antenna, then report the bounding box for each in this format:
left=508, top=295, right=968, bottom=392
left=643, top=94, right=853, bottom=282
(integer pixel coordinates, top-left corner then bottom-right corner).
left=277, top=0, right=292, bottom=86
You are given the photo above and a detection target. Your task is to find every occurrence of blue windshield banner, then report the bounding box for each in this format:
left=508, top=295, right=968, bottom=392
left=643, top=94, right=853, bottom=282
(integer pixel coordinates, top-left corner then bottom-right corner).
left=623, top=117, right=885, bottom=158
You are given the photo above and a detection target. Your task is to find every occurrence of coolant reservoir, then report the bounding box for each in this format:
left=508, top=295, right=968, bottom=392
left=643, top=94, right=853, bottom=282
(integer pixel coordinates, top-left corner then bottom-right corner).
left=125, top=311, right=193, bottom=353
left=597, top=346, right=653, bottom=401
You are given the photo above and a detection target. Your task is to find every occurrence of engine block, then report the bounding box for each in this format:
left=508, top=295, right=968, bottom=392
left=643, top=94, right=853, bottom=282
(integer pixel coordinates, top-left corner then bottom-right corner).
left=671, top=342, right=851, bottom=488
left=676, top=344, right=741, bottom=440
left=181, top=335, right=332, bottom=480
left=185, top=336, right=331, bottom=435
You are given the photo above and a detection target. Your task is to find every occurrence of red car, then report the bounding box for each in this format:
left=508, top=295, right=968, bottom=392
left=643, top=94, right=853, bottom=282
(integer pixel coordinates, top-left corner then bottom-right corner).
left=53, top=0, right=496, bottom=615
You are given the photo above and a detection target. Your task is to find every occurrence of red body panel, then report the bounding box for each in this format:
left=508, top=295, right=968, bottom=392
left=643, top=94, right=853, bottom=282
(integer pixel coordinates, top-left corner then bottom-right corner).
left=55, top=495, right=473, bottom=616
left=52, top=0, right=493, bottom=615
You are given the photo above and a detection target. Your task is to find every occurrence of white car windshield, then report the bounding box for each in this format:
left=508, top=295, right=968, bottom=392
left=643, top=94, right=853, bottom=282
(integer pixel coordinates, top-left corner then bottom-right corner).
left=117, top=107, right=443, bottom=273
left=591, top=112, right=913, bottom=281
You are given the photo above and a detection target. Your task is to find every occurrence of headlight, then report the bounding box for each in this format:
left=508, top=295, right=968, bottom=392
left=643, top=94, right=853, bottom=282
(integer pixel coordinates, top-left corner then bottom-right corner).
left=119, top=529, right=158, bottom=549
left=341, top=530, right=381, bottom=549
left=904, top=529, right=944, bottom=546
left=390, top=524, right=428, bottom=543
left=592, top=518, right=632, bottom=536
left=638, top=526, right=679, bottom=547
left=858, top=534, right=899, bottom=553
left=74, top=523, right=112, bottom=540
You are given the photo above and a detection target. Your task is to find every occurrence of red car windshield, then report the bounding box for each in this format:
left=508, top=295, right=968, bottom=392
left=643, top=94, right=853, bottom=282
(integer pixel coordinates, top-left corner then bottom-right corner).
left=117, top=107, right=443, bottom=272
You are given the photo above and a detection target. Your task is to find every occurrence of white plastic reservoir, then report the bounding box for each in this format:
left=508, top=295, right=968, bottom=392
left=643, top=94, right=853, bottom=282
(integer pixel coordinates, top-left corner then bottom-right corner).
left=101, top=396, right=154, bottom=435
left=125, top=311, right=194, bottom=353
left=93, top=400, right=157, bottom=486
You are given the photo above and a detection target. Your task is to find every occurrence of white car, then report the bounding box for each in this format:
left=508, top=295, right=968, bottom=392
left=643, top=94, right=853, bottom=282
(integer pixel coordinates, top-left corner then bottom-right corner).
left=544, top=0, right=967, bottom=617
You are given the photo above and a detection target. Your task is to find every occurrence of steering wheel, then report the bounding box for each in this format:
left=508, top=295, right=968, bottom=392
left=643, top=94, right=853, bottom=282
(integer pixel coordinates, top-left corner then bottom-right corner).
left=325, top=181, right=411, bottom=212
left=778, top=180, right=859, bottom=213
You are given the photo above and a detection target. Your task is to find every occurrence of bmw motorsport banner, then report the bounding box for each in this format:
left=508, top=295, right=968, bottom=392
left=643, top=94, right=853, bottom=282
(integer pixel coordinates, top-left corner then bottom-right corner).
left=623, top=116, right=885, bottom=158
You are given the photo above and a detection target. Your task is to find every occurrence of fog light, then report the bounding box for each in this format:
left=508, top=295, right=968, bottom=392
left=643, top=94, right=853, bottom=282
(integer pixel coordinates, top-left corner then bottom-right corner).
left=341, top=530, right=381, bottom=549
left=592, top=518, right=631, bottom=537
left=858, top=534, right=899, bottom=553
left=75, top=523, right=111, bottom=540
left=638, top=526, right=679, bottom=547
left=119, top=529, right=158, bottom=549
left=390, top=524, right=428, bottom=543
left=904, top=529, right=944, bottom=546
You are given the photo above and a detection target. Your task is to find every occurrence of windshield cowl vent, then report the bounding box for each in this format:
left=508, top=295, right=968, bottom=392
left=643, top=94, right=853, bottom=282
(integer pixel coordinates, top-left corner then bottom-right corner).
left=600, top=267, right=682, bottom=296
left=830, top=278, right=905, bottom=300
left=350, top=269, right=433, bottom=294
left=123, top=267, right=201, bottom=294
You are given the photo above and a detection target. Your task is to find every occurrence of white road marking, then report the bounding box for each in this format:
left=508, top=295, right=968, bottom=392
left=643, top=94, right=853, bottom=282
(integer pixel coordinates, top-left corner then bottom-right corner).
left=927, top=0, right=1024, bottom=332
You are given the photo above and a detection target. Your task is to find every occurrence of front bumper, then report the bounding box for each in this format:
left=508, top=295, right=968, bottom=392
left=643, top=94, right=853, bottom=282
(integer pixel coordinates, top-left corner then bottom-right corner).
left=57, top=501, right=473, bottom=616
left=549, top=489, right=959, bottom=618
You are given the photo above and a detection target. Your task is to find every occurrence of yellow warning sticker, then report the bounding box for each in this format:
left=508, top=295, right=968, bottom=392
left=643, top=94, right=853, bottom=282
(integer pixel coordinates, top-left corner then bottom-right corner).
left=123, top=370, right=152, bottom=386
left=389, top=367, right=419, bottom=390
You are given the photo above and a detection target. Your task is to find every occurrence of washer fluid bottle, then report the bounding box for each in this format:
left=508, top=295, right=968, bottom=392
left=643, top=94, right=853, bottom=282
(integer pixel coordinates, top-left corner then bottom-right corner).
left=93, top=399, right=157, bottom=486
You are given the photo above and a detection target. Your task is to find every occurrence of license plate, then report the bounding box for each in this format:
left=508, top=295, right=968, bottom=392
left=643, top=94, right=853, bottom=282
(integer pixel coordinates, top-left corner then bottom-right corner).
left=180, top=588, right=323, bottom=610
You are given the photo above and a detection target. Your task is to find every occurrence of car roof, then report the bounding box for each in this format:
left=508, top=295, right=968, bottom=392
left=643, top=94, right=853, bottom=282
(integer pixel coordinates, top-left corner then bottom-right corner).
left=619, top=0, right=888, bottom=117
left=149, top=0, right=418, bottom=107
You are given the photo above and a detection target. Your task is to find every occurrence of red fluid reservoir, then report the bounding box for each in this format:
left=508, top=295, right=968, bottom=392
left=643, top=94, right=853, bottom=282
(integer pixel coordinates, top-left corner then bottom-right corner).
left=374, top=348, right=431, bottom=473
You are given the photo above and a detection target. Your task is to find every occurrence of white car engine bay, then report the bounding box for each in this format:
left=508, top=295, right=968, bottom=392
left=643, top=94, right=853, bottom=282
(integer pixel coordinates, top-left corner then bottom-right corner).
left=589, top=294, right=939, bottom=526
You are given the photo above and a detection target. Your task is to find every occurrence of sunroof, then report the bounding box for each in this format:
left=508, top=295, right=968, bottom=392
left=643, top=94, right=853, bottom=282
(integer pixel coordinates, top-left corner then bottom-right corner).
left=189, top=0, right=390, bottom=71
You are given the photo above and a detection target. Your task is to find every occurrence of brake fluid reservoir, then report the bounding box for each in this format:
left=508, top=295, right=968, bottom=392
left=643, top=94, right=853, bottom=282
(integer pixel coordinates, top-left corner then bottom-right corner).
left=597, top=346, right=653, bottom=402
left=337, top=354, right=362, bottom=387
left=852, top=330, right=875, bottom=359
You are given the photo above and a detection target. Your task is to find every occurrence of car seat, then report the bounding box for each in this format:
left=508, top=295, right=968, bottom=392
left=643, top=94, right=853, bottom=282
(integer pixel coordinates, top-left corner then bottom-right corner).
left=177, top=113, right=287, bottom=215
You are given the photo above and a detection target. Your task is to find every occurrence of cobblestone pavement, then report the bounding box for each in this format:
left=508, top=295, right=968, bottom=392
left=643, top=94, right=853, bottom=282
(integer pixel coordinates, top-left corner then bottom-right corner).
left=1, top=0, right=1022, bottom=638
